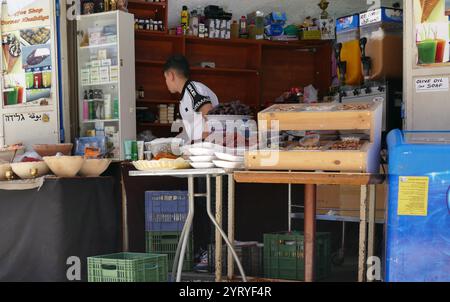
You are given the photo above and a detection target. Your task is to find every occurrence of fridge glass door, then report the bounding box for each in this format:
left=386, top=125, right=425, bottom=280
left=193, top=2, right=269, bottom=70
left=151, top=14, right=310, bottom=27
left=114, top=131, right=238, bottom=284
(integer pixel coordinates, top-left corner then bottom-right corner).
left=77, top=12, right=121, bottom=159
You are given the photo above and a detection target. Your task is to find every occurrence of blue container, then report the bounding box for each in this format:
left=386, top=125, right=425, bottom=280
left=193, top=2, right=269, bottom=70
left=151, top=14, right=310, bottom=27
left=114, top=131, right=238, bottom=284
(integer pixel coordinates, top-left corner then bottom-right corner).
left=386, top=130, right=450, bottom=282
left=145, top=191, right=188, bottom=232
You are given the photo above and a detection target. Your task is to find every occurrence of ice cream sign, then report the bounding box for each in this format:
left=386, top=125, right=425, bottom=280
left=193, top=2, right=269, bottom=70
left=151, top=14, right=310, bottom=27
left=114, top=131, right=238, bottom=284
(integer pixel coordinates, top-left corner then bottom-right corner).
left=415, top=77, right=449, bottom=92
left=1, top=2, right=50, bottom=32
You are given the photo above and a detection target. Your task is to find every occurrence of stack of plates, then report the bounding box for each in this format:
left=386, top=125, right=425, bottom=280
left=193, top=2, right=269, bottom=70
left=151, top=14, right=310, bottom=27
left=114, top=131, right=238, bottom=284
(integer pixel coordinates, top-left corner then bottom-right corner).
left=213, top=152, right=245, bottom=170
left=185, top=143, right=221, bottom=169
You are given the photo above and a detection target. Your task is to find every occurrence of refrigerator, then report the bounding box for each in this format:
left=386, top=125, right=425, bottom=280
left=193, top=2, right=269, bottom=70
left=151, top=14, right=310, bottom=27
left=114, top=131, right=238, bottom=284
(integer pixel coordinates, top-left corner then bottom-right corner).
left=76, top=11, right=136, bottom=160
left=0, top=0, right=62, bottom=149
left=385, top=129, right=450, bottom=282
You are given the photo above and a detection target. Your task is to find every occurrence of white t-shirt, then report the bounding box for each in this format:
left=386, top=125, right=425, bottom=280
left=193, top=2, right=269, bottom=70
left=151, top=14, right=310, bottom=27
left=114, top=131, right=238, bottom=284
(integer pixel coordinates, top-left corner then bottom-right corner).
left=179, top=80, right=219, bottom=142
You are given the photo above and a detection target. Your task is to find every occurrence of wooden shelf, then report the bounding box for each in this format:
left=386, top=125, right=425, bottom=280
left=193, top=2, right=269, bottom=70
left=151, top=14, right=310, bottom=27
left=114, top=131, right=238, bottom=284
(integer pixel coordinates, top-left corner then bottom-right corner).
left=135, top=29, right=170, bottom=36
left=135, top=59, right=165, bottom=66
left=138, top=122, right=172, bottom=127
left=190, top=66, right=259, bottom=74
left=136, top=99, right=179, bottom=104
left=128, top=0, right=168, bottom=9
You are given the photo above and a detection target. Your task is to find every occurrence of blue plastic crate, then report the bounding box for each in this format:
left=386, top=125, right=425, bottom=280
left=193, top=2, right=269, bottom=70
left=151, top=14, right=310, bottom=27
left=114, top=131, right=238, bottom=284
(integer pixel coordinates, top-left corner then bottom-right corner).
left=145, top=191, right=189, bottom=232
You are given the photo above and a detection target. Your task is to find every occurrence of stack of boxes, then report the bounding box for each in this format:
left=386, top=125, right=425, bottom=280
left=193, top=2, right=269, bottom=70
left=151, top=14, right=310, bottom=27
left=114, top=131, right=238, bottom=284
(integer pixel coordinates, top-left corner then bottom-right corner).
left=145, top=191, right=194, bottom=272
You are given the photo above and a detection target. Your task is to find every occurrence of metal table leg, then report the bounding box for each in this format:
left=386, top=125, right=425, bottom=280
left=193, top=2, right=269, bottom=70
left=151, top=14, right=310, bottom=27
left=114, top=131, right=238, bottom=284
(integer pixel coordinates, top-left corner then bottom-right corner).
left=304, top=184, right=316, bottom=282
left=215, top=175, right=223, bottom=282
left=227, top=173, right=235, bottom=280
left=358, top=185, right=368, bottom=282
left=367, top=184, right=376, bottom=282
left=206, top=175, right=247, bottom=282
left=120, top=174, right=129, bottom=252
left=173, top=176, right=195, bottom=282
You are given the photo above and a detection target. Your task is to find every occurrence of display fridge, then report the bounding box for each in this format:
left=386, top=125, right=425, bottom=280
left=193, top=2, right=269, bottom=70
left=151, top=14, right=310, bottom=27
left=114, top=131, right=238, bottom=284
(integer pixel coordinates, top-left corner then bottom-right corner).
left=385, top=129, right=450, bottom=282
left=0, top=0, right=62, bottom=148
left=76, top=11, right=136, bottom=160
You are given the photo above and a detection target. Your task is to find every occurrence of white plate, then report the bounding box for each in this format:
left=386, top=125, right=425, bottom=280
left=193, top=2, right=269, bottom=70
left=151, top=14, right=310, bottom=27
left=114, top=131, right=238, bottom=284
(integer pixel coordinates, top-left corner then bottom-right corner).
left=214, top=152, right=244, bottom=162
left=188, top=148, right=216, bottom=156
left=189, top=156, right=216, bottom=162
left=190, top=162, right=216, bottom=169
left=213, top=160, right=244, bottom=170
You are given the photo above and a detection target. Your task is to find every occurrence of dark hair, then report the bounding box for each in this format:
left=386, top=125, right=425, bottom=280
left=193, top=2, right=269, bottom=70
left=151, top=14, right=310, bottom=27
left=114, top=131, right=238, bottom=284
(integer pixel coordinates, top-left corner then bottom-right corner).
left=164, top=55, right=190, bottom=79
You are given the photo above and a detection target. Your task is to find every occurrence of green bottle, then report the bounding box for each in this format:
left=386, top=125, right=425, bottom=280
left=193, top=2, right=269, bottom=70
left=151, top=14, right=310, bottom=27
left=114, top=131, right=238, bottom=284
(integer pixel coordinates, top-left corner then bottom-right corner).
left=113, top=97, right=119, bottom=119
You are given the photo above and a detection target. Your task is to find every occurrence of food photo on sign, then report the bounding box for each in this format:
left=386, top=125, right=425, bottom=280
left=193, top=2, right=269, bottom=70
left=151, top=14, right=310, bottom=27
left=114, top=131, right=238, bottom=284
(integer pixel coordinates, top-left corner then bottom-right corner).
left=415, top=0, right=450, bottom=65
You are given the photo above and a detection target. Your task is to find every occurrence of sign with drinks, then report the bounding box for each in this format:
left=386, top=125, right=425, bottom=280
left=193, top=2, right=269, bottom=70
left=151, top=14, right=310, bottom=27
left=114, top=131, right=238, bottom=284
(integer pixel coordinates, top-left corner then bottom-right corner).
left=1, top=0, right=54, bottom=106
left=414, top=0, right=450, bottom=66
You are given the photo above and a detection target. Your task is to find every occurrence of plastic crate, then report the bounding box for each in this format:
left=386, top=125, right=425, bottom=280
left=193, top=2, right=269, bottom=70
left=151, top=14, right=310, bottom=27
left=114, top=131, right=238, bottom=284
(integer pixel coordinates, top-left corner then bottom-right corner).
left=146, top=231, right=194, bottom=272
left=88, top=252, right=168, bottom=282
left=145, top=191, right=188, bottom=232
left=264, top=232, right=331, bottom=281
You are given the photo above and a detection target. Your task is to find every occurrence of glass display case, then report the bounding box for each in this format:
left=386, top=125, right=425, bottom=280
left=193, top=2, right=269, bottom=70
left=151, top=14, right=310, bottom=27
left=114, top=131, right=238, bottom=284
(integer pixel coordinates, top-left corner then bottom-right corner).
left=77, top=10, right=136, bottom=160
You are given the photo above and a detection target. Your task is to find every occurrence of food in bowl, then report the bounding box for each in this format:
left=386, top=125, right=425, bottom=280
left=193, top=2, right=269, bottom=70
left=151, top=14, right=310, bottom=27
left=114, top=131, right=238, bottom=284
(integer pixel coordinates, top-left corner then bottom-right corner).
left=32, top=143, right=73, bottom=157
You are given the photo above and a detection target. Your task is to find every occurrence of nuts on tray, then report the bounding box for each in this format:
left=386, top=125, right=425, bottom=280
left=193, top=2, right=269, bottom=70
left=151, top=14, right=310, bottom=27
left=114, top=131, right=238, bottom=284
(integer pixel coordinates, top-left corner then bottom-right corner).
left=338, top=104, right=372, bottom=111
left=330, top=140, right=362, bottom=150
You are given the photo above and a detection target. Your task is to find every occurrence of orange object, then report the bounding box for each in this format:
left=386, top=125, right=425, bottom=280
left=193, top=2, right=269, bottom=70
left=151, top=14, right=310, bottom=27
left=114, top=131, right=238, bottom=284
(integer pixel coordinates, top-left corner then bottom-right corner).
left=435, top=39, right=446, bottom=63
left=154, top=153, right=178, bottom=160
left=338, top=39, right=363, bottom=86
left=85, top=146, right=101, bottom=159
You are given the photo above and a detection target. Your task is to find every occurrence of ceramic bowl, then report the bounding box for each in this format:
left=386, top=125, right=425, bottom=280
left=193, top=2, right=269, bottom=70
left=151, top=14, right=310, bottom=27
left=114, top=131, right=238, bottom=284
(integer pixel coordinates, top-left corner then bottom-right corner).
left=43, top=156, right=84, bottom=177
left=79, top=159, right=112, bottom=177
left=10, top=161, right=49, bottom=179
left=33, top=144, right=73, bottom=157
left=0, top=163, right=12, bottom=180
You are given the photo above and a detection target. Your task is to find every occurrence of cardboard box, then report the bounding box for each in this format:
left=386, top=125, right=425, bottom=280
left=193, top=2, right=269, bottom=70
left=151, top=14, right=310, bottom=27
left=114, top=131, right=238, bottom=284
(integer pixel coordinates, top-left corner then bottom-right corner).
left=316, top=184, right=387, bottom=220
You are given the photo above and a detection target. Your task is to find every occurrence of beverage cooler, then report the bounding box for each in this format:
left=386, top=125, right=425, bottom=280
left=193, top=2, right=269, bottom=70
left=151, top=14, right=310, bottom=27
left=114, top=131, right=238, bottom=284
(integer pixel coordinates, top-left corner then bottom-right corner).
left=76, top=11, right=136, bottom=160
left=385, top=130, right=450, bottom=282
left=0, top=0, right=62, bottom=148
left=359, top=7, right=403, bottom=81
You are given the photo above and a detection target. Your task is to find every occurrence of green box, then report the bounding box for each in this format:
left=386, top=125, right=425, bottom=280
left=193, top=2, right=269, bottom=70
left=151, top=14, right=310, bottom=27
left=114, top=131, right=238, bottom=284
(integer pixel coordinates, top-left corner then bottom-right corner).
left=146, top=231, right=194, bottom=272
left=88, top=252, right=168, bottom=282
left=264, top=232, right=331, bottom=281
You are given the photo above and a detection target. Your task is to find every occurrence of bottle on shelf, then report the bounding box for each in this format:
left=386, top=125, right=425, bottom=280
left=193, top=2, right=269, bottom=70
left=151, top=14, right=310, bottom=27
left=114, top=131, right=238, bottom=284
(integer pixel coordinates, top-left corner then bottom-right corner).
left=83, top=90, right=89, bottom=121
left=190, top=9, right=199, bottom=37
left=104, top=94, right=112, bottom=119
left=239, top=16, right=248, bottom=38
left=138, top=86, right=145, bottom=99
left=231, top=20, right=239, bottom=39
left=181, top=5, right=189, bottom=34
left=113, top=97, right=119, bottom=119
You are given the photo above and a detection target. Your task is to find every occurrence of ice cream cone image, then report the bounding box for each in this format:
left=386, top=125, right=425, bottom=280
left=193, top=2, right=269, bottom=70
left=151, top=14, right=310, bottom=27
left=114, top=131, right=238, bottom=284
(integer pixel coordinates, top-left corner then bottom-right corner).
left=421, top=0, right=441, bottom=23
left=1, top=34, right=21, bottom=73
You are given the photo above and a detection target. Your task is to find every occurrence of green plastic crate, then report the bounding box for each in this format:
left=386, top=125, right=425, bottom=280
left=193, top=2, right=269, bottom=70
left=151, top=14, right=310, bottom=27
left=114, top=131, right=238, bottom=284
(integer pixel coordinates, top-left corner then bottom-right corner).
left=146, top=231, right=194, bottom=272
left=88, top=252, right=168, bottom=282
left=264, top=232, right=331, bottom=281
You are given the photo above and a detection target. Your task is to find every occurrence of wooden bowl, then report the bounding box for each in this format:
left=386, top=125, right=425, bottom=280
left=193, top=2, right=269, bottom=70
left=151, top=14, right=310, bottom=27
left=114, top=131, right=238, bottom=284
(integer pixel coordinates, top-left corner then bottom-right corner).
left=32, top=144, right=73, bottom=157
left=0, top=163, right=12, bottom=180
left=10, top=161, right=50, bottom=179
left=43, top=156, right=84, bottom=177
left=79, top=159, right=112, bottom=177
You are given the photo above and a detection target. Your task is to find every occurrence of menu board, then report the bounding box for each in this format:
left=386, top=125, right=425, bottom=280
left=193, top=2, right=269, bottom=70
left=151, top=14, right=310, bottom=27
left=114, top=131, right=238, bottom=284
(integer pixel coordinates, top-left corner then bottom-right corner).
left=1, top=1, right=54, bottom=106
left=414, top=0, right=450, bottom=66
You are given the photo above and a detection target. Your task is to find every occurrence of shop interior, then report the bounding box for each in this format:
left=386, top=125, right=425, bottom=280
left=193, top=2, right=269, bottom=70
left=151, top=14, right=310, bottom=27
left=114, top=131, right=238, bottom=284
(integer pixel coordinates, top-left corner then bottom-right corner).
left=0, top=0, right=449, bottom=283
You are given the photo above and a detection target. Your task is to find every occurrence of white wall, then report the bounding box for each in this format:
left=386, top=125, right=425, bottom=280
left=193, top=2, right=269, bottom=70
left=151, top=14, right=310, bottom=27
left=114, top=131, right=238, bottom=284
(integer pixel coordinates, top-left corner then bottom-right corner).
left=167, top=0, right=401, bottom=27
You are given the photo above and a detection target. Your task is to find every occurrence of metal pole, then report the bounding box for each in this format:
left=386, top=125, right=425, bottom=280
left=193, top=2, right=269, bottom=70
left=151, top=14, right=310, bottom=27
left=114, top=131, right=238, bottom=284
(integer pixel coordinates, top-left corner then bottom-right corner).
left=304, top=184, right=316, bottom=282
left=227, top=173, right=235, bottom=280
left=175, top=176, right=195, bottom=282
left=120, top=173, right=128, bottom=252
left=206, top=175, right=247, bottom=282
left=215, top=175, right=223, bottom=282
left=288, top=183, right=292, bottom=232
left=358, top=185, right=368, bottom=282
left=367, top=184, right=376, bottom=282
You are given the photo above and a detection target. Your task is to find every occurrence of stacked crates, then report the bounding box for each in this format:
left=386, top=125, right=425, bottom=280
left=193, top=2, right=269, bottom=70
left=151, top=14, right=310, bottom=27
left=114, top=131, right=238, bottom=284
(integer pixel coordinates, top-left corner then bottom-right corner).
left=145, top=191, right=193, bottom=271
left=88, top=252, right=168, bottom=282
left=264, top=232, right=332, bottom=281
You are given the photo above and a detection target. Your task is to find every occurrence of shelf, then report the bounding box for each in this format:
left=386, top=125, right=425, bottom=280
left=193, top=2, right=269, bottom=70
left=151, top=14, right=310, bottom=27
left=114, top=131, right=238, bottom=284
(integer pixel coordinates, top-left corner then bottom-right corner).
left=82, top=81, right=118, bottom=87
left=191, top=66, right=259, bottom=74
left=128, top=0, right=168, bottom=9
left=135, top=29, right=170, bottom=36
left=136, top=99, right=179, bottom=104
left=135, top=59, right=165, bottom=66
left=82, top=119, right=119, bottom=123
left=79, top=42, right=117, bottom=50
left=138, top=122, right=172, bottom=127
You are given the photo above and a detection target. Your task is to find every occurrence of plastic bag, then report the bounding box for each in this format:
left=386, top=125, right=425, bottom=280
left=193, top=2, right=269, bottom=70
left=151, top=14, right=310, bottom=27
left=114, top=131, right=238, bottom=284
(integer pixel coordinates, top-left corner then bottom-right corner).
left=303, top=85, right=318, bottom=104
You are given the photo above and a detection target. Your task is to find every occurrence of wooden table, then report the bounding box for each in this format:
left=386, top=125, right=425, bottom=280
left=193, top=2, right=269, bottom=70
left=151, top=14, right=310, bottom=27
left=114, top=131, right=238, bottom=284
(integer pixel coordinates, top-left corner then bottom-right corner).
left=233, top=171, right=385, bottom=282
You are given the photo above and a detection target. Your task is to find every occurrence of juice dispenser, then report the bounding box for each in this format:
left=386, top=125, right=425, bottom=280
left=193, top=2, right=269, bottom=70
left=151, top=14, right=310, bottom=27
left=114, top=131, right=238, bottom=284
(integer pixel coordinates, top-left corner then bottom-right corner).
left=335, top=14, right=363, bottom=86
left=359, top=7, right=403, bottom=81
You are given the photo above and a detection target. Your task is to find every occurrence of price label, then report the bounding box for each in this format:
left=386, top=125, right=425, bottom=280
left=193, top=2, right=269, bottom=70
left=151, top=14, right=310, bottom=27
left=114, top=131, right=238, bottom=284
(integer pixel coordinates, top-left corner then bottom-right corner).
left=360, top=9, right=382, bottom=26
